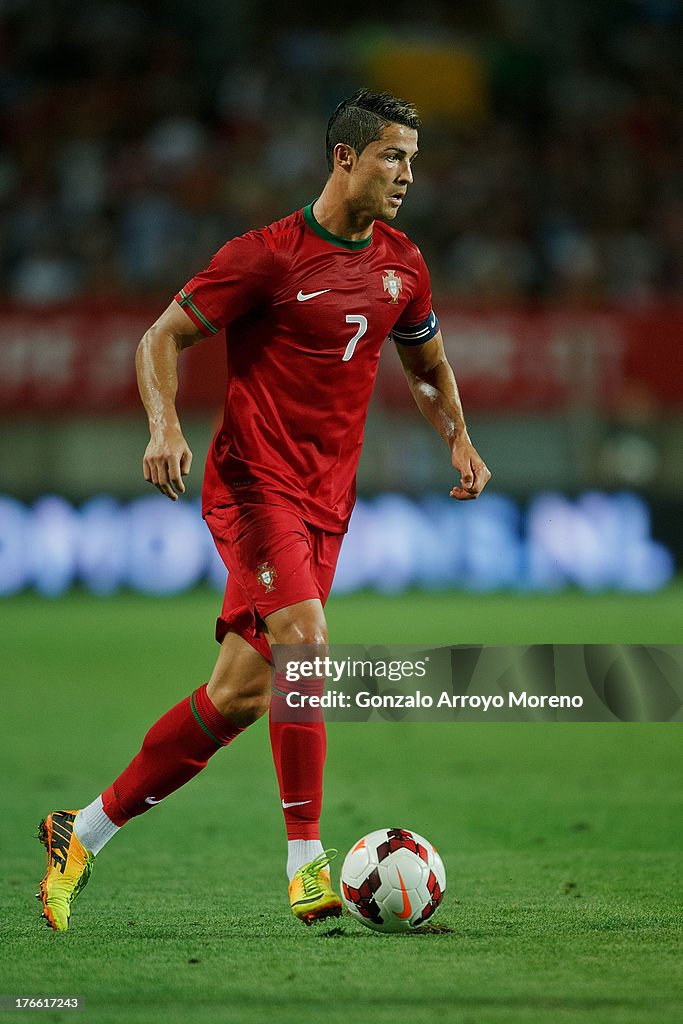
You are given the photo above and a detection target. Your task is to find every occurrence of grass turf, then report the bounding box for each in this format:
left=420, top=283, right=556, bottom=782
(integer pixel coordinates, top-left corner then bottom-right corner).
left=1, top=587, right=681, bottom=1024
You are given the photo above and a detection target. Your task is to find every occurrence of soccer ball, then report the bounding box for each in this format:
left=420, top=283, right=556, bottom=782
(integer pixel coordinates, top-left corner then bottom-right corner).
left=340, top=827, right=446, bottom=933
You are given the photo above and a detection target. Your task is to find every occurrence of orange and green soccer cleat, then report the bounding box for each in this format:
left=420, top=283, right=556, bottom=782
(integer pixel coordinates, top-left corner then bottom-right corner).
left=288, top=849, right=342, bottom=926
left=37, top=811, right=94, bottom=932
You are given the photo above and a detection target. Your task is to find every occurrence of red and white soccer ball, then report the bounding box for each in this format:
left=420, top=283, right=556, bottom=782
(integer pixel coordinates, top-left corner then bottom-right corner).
left=340, top=827, right=446, bottom=933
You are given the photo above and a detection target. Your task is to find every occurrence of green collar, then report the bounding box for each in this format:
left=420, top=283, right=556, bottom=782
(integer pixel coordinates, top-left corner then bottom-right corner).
left=303, top=202, right=373, bottom=250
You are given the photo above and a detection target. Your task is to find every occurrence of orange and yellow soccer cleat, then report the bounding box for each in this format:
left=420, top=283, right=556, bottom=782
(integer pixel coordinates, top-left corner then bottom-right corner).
left=288, top=849, right=342, bottom=926
left=37, top=811, right=94, bottom=932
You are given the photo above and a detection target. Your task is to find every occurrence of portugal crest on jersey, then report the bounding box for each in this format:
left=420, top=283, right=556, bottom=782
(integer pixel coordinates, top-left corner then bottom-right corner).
left=382, top=269, right=403, bottom=304
left=256, top=561, right=277, bottom=593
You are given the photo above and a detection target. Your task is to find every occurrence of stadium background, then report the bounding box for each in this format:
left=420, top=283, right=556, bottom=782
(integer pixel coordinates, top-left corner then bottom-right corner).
left=1, top=2, right=681, bottom=1023
left=1, top=0, right=682, bottom=595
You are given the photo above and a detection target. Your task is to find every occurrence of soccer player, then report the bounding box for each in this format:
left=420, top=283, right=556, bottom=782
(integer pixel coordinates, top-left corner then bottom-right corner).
left=37, top=90, right=490, bottom=931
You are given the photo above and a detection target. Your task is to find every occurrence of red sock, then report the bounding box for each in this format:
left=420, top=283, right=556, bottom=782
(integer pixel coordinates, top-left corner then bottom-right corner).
left=269, top=672, right=326, bottom=840
left=102, top=684, right=244, bottom=826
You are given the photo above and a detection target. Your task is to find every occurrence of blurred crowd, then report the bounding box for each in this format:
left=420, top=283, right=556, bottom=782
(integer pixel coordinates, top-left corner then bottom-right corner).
left=2, top=0, right=681, bottom=306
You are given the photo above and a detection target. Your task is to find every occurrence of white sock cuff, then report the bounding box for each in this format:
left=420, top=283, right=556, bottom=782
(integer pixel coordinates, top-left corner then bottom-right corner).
left=74, top=796, right=120, bottom=856
left=286, top=839, right=324, bottom=881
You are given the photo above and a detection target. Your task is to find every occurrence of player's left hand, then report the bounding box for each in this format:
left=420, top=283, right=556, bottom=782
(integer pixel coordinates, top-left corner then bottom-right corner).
left=449, top=437, right=491, bottom=500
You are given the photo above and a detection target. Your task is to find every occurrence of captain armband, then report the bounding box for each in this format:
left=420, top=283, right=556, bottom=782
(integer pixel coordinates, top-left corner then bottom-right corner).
left=390, top=310, right=439, bottom=346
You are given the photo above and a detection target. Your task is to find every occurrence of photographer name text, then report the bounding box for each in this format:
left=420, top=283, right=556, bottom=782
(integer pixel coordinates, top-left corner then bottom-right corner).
left=284, top=690, right=584, bottom=711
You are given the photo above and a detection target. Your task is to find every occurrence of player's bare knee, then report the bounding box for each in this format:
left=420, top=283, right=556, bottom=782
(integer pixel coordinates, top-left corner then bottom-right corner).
left=265, top=599, right=328, bottom=648
left=266, top=609, right=327, bottom=646
left=271, top=619, right=328, bottom=646
left=293, top=619, right=328, bottom=645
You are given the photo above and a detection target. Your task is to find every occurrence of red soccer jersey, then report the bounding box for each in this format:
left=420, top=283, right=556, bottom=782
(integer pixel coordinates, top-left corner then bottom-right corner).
left=175, top=203, right=438, bottom=532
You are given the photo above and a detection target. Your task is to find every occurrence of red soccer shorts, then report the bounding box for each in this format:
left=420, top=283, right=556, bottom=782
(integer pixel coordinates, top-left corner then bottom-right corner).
left=204, top=502, right=345, bottom=662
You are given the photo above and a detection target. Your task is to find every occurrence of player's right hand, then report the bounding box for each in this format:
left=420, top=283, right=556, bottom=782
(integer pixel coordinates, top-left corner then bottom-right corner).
left=143, top=427, right=193, bottom=501
left=449, top=438, right=491, bottom=501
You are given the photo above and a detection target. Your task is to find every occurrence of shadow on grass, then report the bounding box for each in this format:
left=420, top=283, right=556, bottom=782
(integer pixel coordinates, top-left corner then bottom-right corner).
left=319, top=922, right=453, bottom=938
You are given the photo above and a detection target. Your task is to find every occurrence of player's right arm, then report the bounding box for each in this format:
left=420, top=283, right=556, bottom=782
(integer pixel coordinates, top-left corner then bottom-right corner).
left=136, top=301, right=206, bottom=502
left=139, top=229, right=273, bottom=499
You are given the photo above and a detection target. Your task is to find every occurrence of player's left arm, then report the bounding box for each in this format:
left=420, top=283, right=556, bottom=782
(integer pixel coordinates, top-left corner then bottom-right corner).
left=395, top=330, right=491, bottom=500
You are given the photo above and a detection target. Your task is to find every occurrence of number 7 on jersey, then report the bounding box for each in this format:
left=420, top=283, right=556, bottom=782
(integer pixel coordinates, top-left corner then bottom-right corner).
left=342, top=314, right=368, bottom=362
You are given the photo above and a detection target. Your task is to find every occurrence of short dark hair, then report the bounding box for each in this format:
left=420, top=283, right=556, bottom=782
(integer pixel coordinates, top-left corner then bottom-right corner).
left=325, top=89, right=420, bottom=171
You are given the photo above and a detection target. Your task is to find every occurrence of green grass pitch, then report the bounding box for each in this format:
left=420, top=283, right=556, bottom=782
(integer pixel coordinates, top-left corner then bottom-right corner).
left=1, top=587, right=682, bottom=1024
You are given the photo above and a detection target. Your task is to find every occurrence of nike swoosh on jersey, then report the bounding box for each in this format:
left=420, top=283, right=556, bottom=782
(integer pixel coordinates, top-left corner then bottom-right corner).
left=281, top=799, right=313, bottom=809
left=296, top=289, right=331, bottom=301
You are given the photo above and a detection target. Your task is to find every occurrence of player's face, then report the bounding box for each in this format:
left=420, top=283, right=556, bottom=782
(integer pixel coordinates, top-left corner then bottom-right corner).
left=349, top=123, right=418, bottom=222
